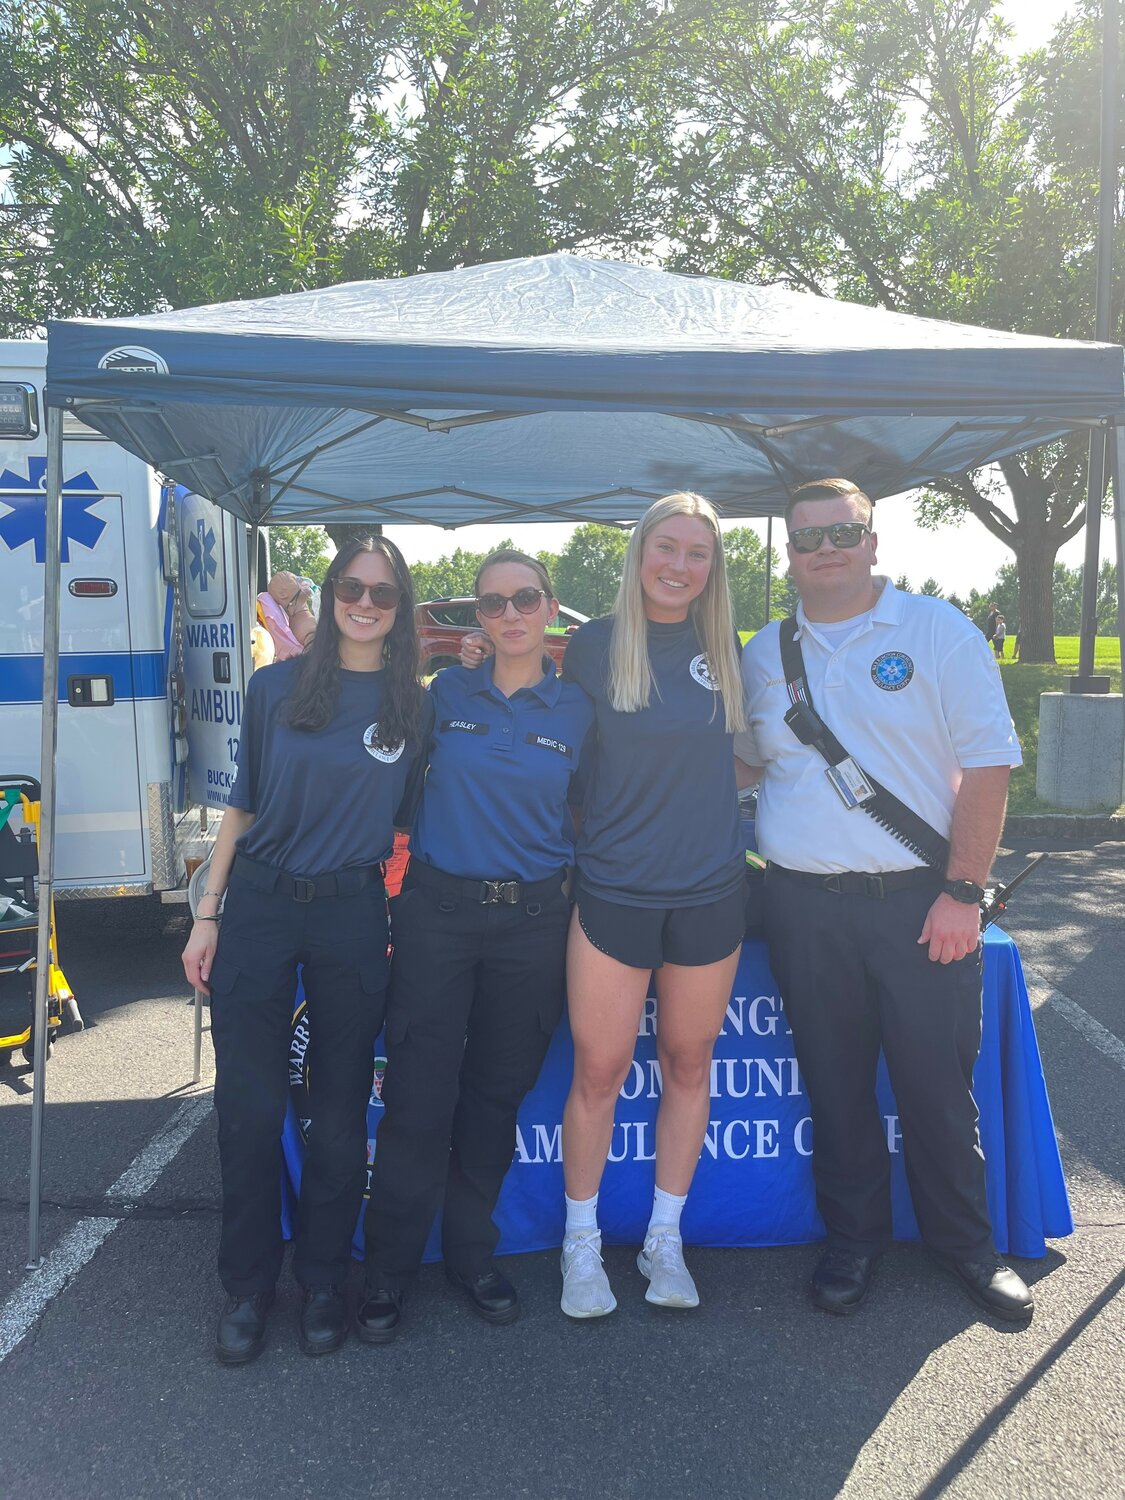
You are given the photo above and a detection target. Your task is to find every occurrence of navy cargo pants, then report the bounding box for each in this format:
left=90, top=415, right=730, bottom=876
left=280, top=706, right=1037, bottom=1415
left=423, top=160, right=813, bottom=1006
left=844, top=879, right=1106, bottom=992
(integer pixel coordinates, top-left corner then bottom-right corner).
left=765, top=866, right=995, bottom=1259
left=209, top=857, right=388, bottom=1296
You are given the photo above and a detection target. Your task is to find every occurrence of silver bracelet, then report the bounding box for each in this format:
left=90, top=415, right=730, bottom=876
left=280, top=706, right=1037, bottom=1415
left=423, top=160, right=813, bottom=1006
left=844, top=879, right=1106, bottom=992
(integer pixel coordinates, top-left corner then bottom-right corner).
left=195, top=914, right=221, bottom=923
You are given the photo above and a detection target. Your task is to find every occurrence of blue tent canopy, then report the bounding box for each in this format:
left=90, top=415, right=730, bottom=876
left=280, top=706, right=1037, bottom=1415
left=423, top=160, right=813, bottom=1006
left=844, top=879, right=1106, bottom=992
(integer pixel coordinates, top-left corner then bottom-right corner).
left=45, top=253, right=1125, bottom=525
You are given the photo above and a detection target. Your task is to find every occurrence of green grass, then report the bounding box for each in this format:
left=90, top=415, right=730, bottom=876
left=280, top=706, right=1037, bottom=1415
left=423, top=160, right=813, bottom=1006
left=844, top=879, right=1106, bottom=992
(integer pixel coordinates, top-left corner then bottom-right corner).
left=1047, top=636, right=1121, bottom=670
left=999, top=659, right=1122, bottom=813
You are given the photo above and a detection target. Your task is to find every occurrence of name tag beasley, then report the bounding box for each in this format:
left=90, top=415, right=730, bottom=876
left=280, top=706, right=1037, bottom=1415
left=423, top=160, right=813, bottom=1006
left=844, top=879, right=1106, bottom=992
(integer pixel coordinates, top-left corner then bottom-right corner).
left=513, top=990, right=904, bottom=1165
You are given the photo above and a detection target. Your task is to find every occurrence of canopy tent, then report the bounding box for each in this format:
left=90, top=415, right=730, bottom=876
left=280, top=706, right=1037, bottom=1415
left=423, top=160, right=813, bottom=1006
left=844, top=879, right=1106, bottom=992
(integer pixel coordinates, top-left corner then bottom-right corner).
left=26, top=254, right=1125, bottom=1267
left=45, top=254, right=1125, bottom=526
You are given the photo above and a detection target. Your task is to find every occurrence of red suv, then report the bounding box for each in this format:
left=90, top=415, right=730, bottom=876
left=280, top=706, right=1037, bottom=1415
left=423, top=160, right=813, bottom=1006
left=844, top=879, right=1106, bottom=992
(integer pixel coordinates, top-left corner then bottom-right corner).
left=415, top=598, right=589, bottom=673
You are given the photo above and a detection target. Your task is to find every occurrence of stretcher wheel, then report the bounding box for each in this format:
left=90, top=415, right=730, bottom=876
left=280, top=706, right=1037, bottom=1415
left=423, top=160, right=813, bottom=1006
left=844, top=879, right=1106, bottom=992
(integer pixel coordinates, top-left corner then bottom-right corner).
left=21, top=1030, right=53, bottom=1068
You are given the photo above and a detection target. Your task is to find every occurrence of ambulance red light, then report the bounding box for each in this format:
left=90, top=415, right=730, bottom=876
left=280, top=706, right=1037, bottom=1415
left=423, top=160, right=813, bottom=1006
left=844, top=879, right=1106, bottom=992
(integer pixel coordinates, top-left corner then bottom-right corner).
left=68, top=579, right=118, bottom=597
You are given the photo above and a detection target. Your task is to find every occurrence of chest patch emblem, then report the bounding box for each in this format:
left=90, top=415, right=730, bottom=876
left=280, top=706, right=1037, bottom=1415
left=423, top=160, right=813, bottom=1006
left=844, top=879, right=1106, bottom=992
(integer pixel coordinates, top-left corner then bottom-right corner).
left=363, top=723, right=405, bottom=762
left=689, top=653, right=720, bottom=691
left=870, top=651, right=914, bottom=691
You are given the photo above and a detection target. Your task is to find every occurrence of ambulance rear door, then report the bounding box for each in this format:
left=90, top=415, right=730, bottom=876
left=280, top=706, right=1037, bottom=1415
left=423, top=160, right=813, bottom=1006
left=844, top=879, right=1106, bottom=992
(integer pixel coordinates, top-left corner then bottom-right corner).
left=177, top=490, right=249, bottom=810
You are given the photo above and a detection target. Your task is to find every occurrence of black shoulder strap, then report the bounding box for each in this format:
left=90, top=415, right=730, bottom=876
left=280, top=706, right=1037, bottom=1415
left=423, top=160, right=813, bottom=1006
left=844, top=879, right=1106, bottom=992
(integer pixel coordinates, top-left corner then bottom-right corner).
left=779, top=617, right=950, bottom=871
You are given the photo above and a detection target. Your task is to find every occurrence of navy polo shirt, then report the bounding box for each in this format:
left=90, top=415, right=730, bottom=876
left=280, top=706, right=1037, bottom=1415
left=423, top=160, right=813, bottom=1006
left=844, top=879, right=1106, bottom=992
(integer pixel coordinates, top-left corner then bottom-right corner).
left=410, top=660, right=594, bottom=882
left=562, top=615, right=743, bottom=908
left=229, top=659, right=432, bottom=876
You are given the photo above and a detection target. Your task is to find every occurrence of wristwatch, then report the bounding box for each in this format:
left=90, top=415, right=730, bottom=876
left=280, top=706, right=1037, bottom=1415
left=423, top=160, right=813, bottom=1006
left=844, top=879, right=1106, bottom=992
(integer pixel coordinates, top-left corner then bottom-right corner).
left=942, top=878, right=985, bottom=904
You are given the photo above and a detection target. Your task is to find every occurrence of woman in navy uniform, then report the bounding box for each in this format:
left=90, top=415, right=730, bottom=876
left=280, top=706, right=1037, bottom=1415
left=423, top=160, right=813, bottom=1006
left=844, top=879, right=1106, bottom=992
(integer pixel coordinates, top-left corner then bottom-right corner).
left=461, top=494, right=746, bottom=1320
left=357, top=550, right=593, bottom=1341
left=181, top=537, right=429, bottom=1365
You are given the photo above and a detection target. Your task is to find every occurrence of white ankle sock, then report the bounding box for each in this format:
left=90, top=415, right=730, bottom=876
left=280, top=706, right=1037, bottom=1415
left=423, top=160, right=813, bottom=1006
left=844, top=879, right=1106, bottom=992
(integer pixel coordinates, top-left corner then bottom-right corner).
left=648, top=1186, right=688, bottom=1237
left=564, top=1192, right=599, bottom=1237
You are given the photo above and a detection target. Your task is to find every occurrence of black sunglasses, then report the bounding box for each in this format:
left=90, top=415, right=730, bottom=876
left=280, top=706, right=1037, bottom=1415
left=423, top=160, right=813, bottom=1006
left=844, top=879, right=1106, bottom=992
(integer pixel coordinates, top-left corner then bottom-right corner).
left=788, top=522, right=871, bottom=554
left=476, top=587, right=550, bottom=618
left=332, top=577, right=403, bottom=608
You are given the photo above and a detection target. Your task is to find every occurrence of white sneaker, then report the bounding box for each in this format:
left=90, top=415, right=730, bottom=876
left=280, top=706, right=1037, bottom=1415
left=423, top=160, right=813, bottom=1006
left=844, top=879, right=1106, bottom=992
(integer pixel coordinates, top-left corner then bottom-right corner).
left=637, top=1227, right=700, bottom=1309
left=560, top=1232, right=617, bottom=1319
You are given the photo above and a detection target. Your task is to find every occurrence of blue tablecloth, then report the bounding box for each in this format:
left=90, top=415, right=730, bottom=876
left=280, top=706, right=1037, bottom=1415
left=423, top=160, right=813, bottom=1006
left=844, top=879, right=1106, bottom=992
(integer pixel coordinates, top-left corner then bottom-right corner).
left=281, top=926, right=1073, bottom=1261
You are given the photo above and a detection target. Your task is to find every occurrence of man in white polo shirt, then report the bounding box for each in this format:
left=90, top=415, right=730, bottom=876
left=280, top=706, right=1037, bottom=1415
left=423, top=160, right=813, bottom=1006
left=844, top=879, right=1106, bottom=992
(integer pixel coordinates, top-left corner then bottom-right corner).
left=735, top=477, right=1033, bottom=1322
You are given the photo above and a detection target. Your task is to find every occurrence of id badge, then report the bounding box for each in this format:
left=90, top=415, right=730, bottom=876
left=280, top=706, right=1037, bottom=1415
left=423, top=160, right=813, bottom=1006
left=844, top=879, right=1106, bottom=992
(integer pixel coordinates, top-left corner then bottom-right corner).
left=826, top=757, right=876, bottom=809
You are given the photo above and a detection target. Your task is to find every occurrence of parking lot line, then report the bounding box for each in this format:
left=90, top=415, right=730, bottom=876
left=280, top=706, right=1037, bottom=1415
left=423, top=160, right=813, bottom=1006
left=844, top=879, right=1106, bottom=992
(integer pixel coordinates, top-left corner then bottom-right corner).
left=1023, top=967, right=1125, bottom=1074
left=0, top=1091, right=213, bottom=1366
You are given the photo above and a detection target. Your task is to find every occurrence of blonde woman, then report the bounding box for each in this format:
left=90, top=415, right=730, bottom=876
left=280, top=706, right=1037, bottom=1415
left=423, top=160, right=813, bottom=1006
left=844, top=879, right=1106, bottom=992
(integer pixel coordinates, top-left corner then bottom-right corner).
left=557, top=492, right=745, bottom=1317
left=464, top=492, right=746, bottom=1317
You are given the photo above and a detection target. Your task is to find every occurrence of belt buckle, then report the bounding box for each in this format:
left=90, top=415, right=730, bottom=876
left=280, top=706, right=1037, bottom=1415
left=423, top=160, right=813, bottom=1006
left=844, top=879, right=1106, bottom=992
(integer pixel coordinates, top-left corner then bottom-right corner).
left=479, top=880, right=501, bottom=905
left=292, top=878, right=316, bottom=903
left=863, top=874, right=885, bottom=899
left=498, top=881, right=521, bottom=905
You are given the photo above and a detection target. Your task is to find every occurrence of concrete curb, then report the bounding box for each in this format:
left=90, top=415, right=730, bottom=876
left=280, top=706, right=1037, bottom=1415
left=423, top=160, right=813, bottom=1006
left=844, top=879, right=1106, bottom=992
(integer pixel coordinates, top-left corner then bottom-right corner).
left=1005, top=814, right=1125, bottom=840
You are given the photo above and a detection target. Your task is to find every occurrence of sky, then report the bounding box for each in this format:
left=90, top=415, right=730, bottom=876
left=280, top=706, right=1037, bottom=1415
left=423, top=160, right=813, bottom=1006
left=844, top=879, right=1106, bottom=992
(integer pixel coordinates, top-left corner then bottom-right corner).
left=384, top=0, right=1097, bottom=598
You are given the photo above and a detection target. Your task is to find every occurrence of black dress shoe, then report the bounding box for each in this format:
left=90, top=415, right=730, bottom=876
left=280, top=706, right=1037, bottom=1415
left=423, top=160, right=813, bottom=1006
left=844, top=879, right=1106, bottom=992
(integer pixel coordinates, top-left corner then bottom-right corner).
left=299, top=1287, right=349, bottom=1356
left=355, top=1287, right=405, bottom=1345
left=446, top=1266, right=520, bottom=1325
left=942, top=1255, right=1034, bottom=1322
left=810, top=1248, right=881, bottom=1316
left=215, top=1290, right=274, bottom=1366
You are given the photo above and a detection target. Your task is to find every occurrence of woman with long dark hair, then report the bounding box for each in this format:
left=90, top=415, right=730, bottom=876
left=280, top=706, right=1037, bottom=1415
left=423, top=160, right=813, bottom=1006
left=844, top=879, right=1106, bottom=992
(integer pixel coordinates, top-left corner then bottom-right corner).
left=182, top=536, right=430, bottom=1365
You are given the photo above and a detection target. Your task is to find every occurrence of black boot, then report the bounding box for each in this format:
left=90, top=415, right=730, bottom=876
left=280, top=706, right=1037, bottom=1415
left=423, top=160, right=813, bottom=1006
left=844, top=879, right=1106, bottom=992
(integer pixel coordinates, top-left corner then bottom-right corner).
left=940, top=1255, right=1034, bottom=1321
left=446, top=1266, right=520, bottom=1325
left=299, top=1287, right=349, bottom=1356
left=810, top=1248, right=880, bottom=1316
left=355, top=1286, right=405, bottom=1345
left=215, top=1290, right=275, bottom=1366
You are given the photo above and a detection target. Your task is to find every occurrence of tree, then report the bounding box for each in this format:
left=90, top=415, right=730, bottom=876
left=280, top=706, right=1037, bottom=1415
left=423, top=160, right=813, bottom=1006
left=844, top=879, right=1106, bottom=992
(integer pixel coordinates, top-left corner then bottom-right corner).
left=0, top=0, right=683, bottom=328
left=722, top=526, right=778, bottom=631
left=553, top=524, right=630, bottom=616
left=919, top=578, right=944, bottom=597
left=664, top=0, right=1125, bottom=662
left=409, top=541, right=516, bottom=602
left=0, top=0, right=402, bottom=322
left=268, top=525, right=331, bottom=584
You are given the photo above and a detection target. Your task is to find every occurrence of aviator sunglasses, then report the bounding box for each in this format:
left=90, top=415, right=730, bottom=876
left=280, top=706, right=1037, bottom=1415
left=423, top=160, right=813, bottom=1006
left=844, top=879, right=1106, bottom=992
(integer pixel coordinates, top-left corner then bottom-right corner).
left=476, top=586, right=550, bottom=618
left=332, top=577, right=403, bottom=609
left=788, top=522, right=872, bottom=554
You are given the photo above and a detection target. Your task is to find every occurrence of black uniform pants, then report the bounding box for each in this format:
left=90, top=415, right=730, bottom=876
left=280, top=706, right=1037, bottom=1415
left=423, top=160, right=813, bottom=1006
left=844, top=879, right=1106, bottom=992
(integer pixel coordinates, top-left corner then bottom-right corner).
left=209, top=868, right=389, bottom=1296
left=363, top=866, right=570, bottom=1288
left=765, top=867, right=994, bottom=1259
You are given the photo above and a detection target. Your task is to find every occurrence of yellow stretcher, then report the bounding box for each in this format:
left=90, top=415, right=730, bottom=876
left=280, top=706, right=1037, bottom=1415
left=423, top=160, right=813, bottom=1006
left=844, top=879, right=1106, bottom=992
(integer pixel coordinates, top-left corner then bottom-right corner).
left=0, top=776, right=81, bottom=1065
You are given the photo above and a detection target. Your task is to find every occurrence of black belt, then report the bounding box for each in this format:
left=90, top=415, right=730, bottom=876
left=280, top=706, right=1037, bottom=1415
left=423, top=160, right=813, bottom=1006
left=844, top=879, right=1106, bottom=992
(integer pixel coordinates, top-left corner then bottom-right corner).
left=769, top=864, right=940, bottom=898
left=233, top=853, right=384, bottom=903
left=407, top=858, right=567, bottom=906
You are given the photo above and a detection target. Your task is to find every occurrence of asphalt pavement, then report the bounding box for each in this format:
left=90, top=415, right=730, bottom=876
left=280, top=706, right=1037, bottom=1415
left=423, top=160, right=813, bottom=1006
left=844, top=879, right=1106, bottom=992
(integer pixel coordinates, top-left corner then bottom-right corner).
left=0, top=835, right=1120, bottom=1500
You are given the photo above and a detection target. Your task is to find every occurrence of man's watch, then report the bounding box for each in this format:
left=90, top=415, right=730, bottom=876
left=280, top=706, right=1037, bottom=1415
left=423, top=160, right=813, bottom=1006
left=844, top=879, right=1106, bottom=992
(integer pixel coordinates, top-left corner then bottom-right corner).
left=942, top=878, right=985, bottom=905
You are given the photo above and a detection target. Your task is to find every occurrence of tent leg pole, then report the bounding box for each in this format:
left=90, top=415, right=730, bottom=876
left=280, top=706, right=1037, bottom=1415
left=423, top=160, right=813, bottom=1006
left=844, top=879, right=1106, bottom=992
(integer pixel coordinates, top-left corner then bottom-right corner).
left=1113, top=427, right=1125, bottom=793
left=764, top=516, right=773, bottom=626
left=1075, top=429, right=1107, bottom=685
left=28, top=407, right=64, bottom=1270
left=193, top=989, right=204, bottom=1086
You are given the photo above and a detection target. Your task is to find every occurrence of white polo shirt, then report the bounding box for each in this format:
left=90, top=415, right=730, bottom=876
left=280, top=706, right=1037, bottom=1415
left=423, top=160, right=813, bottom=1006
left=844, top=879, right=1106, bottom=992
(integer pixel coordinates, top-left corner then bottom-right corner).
left=736, top=579, right=1022, bottom=875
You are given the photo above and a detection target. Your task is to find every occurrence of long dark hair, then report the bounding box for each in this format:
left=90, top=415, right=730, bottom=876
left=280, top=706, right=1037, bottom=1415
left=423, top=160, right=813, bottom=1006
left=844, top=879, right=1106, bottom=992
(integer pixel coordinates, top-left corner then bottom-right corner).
left=286, top=536, right=424, bottom=749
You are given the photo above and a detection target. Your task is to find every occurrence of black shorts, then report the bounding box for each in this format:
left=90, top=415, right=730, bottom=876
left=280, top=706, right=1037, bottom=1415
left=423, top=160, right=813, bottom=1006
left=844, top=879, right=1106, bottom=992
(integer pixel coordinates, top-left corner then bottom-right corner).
left=575, top=884, right=746, bottom=970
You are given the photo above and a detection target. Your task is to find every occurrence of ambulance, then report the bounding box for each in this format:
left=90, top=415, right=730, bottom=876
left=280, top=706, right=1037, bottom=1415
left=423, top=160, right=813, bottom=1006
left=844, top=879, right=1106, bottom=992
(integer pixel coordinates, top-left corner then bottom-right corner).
left=0, top=340, right=259, bottom=900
